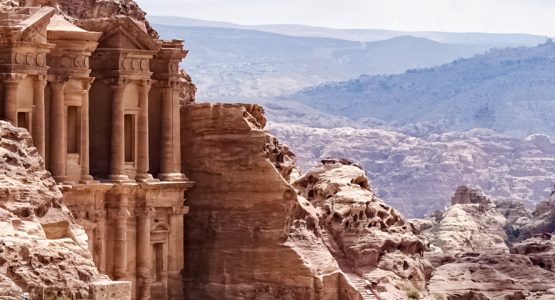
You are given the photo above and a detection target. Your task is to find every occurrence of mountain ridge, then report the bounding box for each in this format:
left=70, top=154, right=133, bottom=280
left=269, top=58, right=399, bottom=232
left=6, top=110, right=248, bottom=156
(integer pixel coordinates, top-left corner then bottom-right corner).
left=291, top=41, right=555, bottom=138
left=148, top=15, right=550, bottom=46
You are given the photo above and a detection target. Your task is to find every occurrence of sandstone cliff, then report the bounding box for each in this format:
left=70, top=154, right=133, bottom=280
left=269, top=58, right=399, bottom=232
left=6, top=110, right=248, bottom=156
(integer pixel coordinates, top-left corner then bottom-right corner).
left=0, top=121, right=129, bottom=299
left=181, top=103, right=353, bottom=300
left=181, top=102, right=433, bottom=299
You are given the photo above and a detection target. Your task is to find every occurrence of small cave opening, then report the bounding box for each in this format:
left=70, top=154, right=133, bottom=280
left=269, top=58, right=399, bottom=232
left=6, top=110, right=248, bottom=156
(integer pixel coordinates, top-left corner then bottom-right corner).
left=351, top=176, right=369, bottom=189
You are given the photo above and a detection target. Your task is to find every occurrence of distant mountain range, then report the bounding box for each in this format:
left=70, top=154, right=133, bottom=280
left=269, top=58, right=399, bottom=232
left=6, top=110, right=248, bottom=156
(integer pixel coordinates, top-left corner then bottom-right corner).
left=149, top=15, right=549, bottom=46
left=149, top=16, right=549, bottom=100
left=291, top=41, right=555, bottom=138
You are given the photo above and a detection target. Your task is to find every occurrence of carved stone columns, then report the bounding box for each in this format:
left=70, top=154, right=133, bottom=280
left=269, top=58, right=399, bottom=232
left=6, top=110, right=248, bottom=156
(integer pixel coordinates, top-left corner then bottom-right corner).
left=2, top=73, right=26, bottom=125
left=109, top=80, right=129, bottom=182
left=137, top=207, right=154, bottom=300
left=136, top=80, right=153, bottom=181
left=32, top=75, right=47, bottom=158
left=93, top=208, right=107, bottom=273
left=113, top=194, right=129, bottom=281
left=49, top=79, right=68, bottom=182
left=167, top=205, right=188, bottom=300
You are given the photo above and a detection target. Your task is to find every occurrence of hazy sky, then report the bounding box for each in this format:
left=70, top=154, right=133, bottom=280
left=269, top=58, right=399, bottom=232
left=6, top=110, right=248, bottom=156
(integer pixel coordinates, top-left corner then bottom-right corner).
left=135, top=0, right=555, bottom=36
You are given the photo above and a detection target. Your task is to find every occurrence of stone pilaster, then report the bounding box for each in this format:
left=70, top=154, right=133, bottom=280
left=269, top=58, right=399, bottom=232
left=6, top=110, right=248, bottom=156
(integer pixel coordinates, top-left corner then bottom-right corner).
left=113, top=196, right=129, bottom=281
left=32, top=75, right=47, bottom=159
left=49, top=79, right=68, bottom=182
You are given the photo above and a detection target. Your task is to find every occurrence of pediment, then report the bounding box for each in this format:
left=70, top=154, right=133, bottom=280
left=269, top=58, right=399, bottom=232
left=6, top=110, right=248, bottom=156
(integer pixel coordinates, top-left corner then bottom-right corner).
left=78, top=17, right=160, bottom=52
left=99, top=27, right=153, bottom=50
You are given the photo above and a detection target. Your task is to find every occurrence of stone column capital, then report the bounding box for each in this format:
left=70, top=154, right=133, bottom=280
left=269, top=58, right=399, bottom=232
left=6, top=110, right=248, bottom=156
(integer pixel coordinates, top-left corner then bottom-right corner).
left=33, top=74, right=48, bottom=85
left=171, top=206, right=189, bottom=216
left=105, top=78, right=131, bottom=89
left=1, top=73, right=27, bottom=84
left=136, top=207, right=156, bottom=219
left=83, top=77, right=95, bottom=90
left=139, top=79, right=153, bottom=89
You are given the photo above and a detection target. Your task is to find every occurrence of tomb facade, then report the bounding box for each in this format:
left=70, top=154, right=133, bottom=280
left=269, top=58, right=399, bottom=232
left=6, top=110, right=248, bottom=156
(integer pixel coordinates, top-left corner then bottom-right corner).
left=0, top=5, right=193, bottom=300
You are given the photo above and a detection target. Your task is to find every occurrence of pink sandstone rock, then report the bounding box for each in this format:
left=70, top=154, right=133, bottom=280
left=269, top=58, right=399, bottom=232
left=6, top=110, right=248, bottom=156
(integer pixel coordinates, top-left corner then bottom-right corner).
left=0, top=121, right=130, bottom=299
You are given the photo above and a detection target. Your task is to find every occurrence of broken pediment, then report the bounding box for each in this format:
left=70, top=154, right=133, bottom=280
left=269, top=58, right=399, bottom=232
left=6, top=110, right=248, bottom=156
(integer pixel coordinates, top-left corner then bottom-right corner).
left=0, top=6, right=54, bottom=45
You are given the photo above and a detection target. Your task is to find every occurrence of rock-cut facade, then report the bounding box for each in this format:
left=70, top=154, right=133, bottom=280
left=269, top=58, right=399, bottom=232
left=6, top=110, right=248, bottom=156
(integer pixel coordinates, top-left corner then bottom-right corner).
left=0, top=2, right=195, bottom=299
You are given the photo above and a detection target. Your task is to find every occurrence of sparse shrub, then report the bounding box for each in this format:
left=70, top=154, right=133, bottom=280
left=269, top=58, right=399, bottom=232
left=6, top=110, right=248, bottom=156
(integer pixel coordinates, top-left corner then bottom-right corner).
left=406, top=289, right=420, bottom=299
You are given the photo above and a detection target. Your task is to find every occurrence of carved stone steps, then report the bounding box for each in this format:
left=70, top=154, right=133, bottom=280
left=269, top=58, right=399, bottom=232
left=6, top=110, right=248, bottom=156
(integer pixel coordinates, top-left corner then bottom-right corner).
left=344, top=273, right=381, bottom=300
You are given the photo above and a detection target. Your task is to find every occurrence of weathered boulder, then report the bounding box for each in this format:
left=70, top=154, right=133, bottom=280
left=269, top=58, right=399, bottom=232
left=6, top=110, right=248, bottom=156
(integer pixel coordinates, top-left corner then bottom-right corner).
left=0, top=121, right=130, bottom=299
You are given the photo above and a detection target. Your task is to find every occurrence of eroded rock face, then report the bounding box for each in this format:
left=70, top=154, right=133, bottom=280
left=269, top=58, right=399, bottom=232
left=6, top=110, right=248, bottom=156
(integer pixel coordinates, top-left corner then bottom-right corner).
left=521, top=192, right=555, bottom=239
left=0, top=121, right=129, bottom=299
left=422, top=186, right=555, bottom=299
left=293, top=160, right=433, bottom=299
left=427, top=251, right=555, bottom=300
left=423, top=186, right=509, bottom=253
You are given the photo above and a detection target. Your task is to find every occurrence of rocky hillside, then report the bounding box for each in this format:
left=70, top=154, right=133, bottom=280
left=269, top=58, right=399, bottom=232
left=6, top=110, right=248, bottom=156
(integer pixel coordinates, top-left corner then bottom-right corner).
left=270, top=123, right=555, bottom=217
left=152, top=23, right=546, bottom=100
left=291, top=41, right=555, bottom=138
left=0, top=121, right=129, bottom=299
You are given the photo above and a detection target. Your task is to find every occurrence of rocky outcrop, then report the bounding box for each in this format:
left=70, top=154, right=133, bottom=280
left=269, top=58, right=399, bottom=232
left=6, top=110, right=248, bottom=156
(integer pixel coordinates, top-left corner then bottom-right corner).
left=521, top=191, right=555, bottom=238
left=427, top=250, right=555, bottom=300
left=0, top=121, right=130, bottom=299
left=424, top=187, right=509, bottom=253
left=427, top=235, right=555, bottom=299
left=0, top=0, right=158, bottom=38
left=293, top=159, right=433, bottom=299
left=421, top=186, right=555, bottom=299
